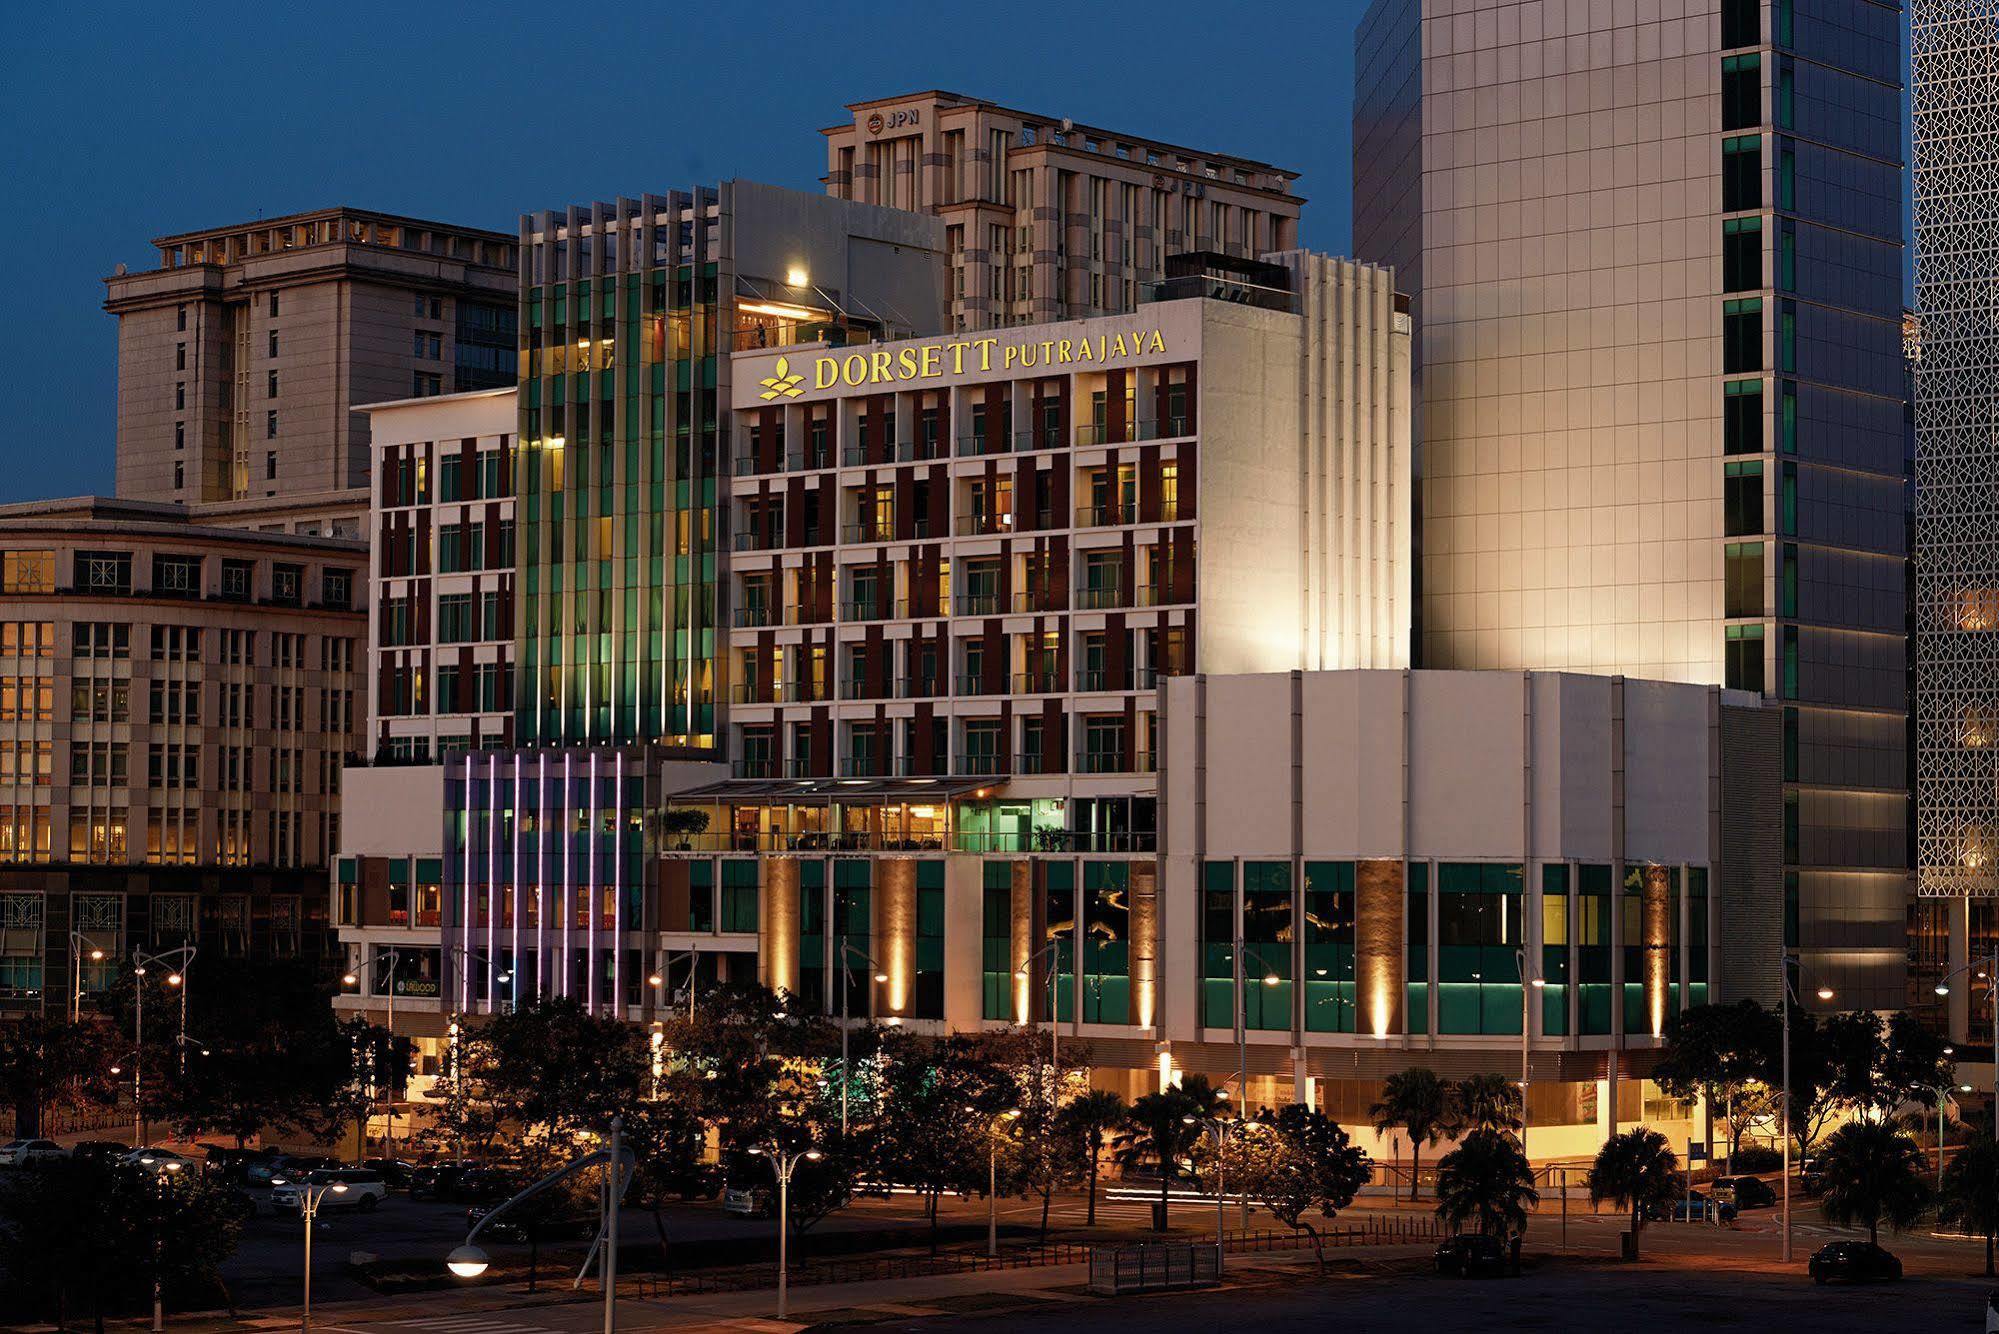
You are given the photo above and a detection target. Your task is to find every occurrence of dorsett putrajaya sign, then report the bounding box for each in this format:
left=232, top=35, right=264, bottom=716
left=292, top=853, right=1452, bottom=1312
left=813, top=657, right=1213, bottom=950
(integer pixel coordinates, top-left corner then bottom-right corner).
left=755, top=326, right=1171, bottom=401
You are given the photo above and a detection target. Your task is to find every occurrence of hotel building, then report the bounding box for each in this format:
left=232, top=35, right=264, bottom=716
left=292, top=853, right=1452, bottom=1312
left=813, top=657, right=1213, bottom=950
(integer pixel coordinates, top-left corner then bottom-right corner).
left=1353, top=0, right=1910, bottom=1010
left=823, top=91, right=1304, bottom=331
left=0, top=499, right=365, bottom=1014
left=1913, top=2, right=1999, bottom=1054
left=104, top=207, right=517, bottom=536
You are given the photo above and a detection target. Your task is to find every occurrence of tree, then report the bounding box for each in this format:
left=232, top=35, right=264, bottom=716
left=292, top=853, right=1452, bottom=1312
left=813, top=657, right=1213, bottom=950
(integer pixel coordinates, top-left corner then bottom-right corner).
left=1940, top=1136, right=1999, bottom=1276
left=1775, top=1010, right=1840, bottom=1164
left=1653, top=999, right=1779, bottom=1170
left=1435, top=1128, right=1539, bottom=1242
left=479, top=997, right=648, bottom=1147
left=1587, top=1127, right=1680, bottom=1258
left=1815, top=1120, right=1931, bottom=1247
left=1057, top=1089, right=1127, bottom=1225
left=0, top=1014, right=116, bottom=1138
left=1874, top=1012, right=1957, bottom=1116
left=1227, top=1104, right=1372, bottom=1272
left=967, top=1028, right=1090, bottom=1242
left=1369, top=1067, right=1461, bottom=1200
left=1113, top=1075, right=1223, bottom=1231
left=864, top=1031, right=1019, bottom=1252
left=1454, top=1073, right=1523, bottom=1138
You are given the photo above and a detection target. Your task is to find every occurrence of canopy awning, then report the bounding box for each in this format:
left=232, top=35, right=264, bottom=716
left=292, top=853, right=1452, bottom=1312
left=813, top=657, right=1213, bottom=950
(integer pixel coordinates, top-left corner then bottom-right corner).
left=665, top=775, right=1002, bottom=806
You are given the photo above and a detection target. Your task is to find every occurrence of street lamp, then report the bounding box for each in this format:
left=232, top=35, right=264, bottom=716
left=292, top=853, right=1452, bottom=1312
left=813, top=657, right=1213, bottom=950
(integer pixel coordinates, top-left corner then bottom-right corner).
left=445, top=1116, right=632, bottom=1334
left=1929, top=950, right=1999, bottom=1145
left=284, top=1175, right=348, bottom=1333
left=987, top=1109, right=1021, bottom=1256
left=347, top=945, right=406, bottom=1154
left=1184, top=1110, right=1262, bottom=1277
left=68, top=931, right=105, bottom=1022
left=1226, top=939, right=1283, bottom=1229
left=1513, top=947, right=1547, bottom=1163
left=144, top=1157, right=185, bottom=1332
left=127, top=945, right=197, bottom=1143
left=650, top=945, right=700, bottom=1021
left=747, top=1142, right=823, bottom=1321
left=448, top=944, right=515, bottom=1014
left=1779, top=950, right=1834, bottom=1264
left=838, top=941, right=888, bottom=1137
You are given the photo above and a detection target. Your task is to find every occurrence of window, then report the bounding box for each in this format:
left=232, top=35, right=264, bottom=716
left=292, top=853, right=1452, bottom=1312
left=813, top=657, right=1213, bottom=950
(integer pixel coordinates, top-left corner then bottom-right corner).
left=1721, top=0, right=1759, bottom=48
left=1723, top=461, right=1763, bottom=536
left=322, top=568, right=352, bottom=610
left=175, top=383, right=185, bottom=410
left=267, top=370, right=279, bottom=399
left=219, top=559, right=252, bottom=600
left=268, top=329, right=278, bottom=357
left=1724, top=542, right=1765, bottom=617
left=266, top=411, right=278, bottom=440
left=1734, top=384, right=1789, bottom=470
left=269, top=292, right=280, bottom=317
left=175, top=422, right=184, bottom=451
left=414, top=372, right=442, bottom=397
left=151, top=554, right=200, bottom=598
left=270, top=564, right=301, bottom=605
left=1721, top=55, right=1762, bottom=131
left=1778, top=299, right=1797, bottom=373
left=75, top=551, right=132, bottom=595
left=1721, top=136, right=1761, bottom=212
left=1723, top=298, right=1763, bottom=373
left=438, top=593, right=474, bottom=642
left=175, top=342, right=186, bottom=371
left=1, top=551, right=53, bottom=594
left=176, top=304, right=187, bottom=332
left=1781, top=541, right=1799, bottom=616
left=1722, top=217, right=1762, bottom=292
left=1436, top=863, right=1525, bottom=1035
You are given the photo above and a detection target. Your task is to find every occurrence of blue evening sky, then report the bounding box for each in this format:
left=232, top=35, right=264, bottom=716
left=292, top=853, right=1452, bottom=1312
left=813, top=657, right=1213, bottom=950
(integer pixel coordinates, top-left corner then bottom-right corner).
left=2, top=2, right=1369, bottom=501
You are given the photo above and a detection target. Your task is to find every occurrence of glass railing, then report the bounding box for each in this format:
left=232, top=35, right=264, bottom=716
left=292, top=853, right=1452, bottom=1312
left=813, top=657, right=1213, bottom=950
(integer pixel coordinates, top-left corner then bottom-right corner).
left=1015, top=428, right=1065, bottom=452
left=840, top=599, right=905, bottom=622
left=1012, top=590, right=1068, bottom=613
left=954, top=512, right=1015, bottom=537
left=956, top=674, right=999, bottom=696
left=1076, top=504, right=1137, bottom=528
left=1073, top=418, right=1192, bottom=447
left=955, top=591, right=1004, bottom=616
left=955, top=429, right=1011, bottom=457
left=787, top=446, right=834, bottom=471
left=731, top=605, right=776, bottom=628
left=1076, top=586, right=1126, bottom=610
left=954, top=830, right=1159, bottom=854
left=1012, top=672, right=1063, bottom=694
left=733, top=529, right=782, bottom=552
left=957, top=753, right=1005, bottom=776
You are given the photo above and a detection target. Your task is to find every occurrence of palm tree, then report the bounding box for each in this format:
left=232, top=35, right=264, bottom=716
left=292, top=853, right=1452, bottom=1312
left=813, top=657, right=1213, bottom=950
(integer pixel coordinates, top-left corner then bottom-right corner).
left=1435, top=1128, right=1539, bottom=1240
left=1940, top=1136, right=1999, bottom=1276
left=1587, top=1127, right=1680, bottom=1258
left=1816, top=1120, right=1931, bottom=1248
left=1113, top=1074, right=1221, bottom=1231
left=1369, top=1067, right=1460, bottom=1200
left=1455, top=1073, right=1523, bottom=1138
left=1057, top=1089, right=1127, bottom=1226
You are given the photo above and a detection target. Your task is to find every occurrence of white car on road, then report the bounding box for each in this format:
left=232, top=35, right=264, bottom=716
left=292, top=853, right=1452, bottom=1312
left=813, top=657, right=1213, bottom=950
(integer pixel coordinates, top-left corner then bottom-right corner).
left=271, top=1168, right=387, bottom=1214
left=0, top=1138, right=65, bottom=1166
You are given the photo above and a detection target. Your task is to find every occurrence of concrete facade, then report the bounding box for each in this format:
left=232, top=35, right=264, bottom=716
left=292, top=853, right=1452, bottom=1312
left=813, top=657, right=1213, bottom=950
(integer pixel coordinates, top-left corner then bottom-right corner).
left=823, top=91, right=1303, bottom=331
left=105, top=208, right=517, bottom=531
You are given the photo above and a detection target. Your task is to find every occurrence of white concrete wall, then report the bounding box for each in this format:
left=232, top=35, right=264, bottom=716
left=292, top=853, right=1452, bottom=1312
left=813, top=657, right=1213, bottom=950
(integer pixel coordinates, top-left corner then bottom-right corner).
left=339, top=764, right=446, bottom=857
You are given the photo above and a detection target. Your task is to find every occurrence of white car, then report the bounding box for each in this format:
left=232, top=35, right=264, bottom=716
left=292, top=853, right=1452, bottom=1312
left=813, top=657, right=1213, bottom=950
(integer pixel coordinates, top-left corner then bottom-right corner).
left=0, top=1138, right=65, bottom=1166
left=271, top=1168, right=387, bottom=1214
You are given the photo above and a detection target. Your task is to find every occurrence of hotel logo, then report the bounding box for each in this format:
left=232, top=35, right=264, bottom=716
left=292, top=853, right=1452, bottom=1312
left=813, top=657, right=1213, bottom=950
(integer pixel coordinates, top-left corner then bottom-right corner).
left=757, top=356, right=805, bottom=400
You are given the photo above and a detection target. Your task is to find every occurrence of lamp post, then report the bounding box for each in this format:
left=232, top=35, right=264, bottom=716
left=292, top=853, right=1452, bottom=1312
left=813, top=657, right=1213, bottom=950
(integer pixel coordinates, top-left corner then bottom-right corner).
left=1185, top=1112, right=1259, bottom=1277
left=1231, top=941, right=1283, bottom=1229
left=1513, top=947, right=1547, bottom=1163
left=837, top=942, right=888, bottom=1137
left=286, top=1174, right=349, bottom=1333
left=138, top=1154, right=184, bottom=1333
left=1779, top=950, right=1835, bottom=1264
left=68, top=931, right=104, bottom=1022
left=446, top=1117, right=633, bottom=1334
left=1930, top=952, right=1999, bottom=1144
left=448, top=944, right=514, bottom=1015
left=748, top=1142, right=822, bottom=1321
left=649, top=945, right=700, bottom=1021
left=1015, top=939, right=1064, bottom=1076
left=344, top=946, right=404, bottom=1153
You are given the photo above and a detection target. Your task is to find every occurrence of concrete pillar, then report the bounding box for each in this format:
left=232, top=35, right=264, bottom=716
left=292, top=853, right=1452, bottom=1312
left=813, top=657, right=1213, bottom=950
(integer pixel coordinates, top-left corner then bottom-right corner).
left=759, top=857, right=799, bottom=997
left=1356, top=858, right=1405, bottom=1039
left=1641, top=864, right=1672, bottom=1039
left=875, top=857, right=918, bottom=1018
left=1009, top=861, right=1034, bottom=1025
left=1130, top=860, right=1159, bottom=1029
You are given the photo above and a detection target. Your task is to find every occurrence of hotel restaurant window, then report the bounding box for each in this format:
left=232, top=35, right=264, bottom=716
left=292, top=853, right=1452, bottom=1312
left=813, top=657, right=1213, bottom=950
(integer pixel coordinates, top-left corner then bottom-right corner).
left=1435, top=863, right=1524, bottom=1035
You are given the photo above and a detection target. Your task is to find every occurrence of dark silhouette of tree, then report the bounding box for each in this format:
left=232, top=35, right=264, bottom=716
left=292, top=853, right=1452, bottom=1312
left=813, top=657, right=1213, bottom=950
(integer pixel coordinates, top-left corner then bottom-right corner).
left=1435, top=1128, right=1539, bottom=1241
left=0, top=1014, right=116, bottom=1138
left=863, top=1031, right=1018, bottom=1252
left=1369, top=1067, right=1461, bottom=1200
left=1112, top=1074, right=1223, bottom=1231
left=1227, top=1104, right=1372, bottom=1271
left=1588, top=1127, right=1680, bottom=1258
left=1815, top=1120, right=1931, bottom=1248
left=1454, top=1073, right=1523, bottom=1138
left=1057, top=1088, right=1127, bottom=1225
left=1940, top=1136, right=1999, bottom=1276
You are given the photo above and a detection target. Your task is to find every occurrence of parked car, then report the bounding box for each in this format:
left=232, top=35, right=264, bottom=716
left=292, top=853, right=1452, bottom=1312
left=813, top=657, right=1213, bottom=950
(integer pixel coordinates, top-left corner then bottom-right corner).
left=465, top=1202, right=597, bottom=1243
left=0, top=1139, right=65, bottom=1166
left=1809, top=1240, right=1901, bottom=1284
left=1799, top=1157, right=1826, bottom=1197
left=407, top=1163, right=466, bottom=1201
left=722, top=1182, right=775, bottom=1219
left=271, top=1168, right=387, bottom=1214
left=253, top=1154, right=337, bottom=1188
left=453, top=1166, right=524, bottom=1207
left=68, top=1141, right=130, bottom=1166
left=360, top=1157, right=419, bottom=1189
left=122, top=1147, right=196, bottom=1175
left=1985, top=1289, right=1998, bottom=1334
left=1667, top=1191, right=1737, bottom=1224
left=1435, top=1234, right=1510, bottom=1278
left=199, top=1144, right=285, bottom=1185
left=1712, top=1175, right=1776, bottom=1209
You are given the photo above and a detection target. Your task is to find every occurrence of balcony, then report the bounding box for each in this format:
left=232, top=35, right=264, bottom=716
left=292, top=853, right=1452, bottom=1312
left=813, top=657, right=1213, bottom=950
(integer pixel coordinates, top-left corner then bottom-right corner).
left=1073, top=417, right=1193, bottom=447
left=1075, top=586, right=1126, bottom=611
left=956, top=753, right=1006, bottom=776
left=842, top=519, right=938, bottom=545
left=955, top=429, right=1010, bottom=458
left=1076, top=750, right=1156, bottom=775
left=956, top=674, right=1001, bottom=697
left=1012, top=590, right=1068, bottom=614
left=1015, top=427, right=1065, bottom=452
left=733, top=529, right=784, bottom=552
left=1076, top=668, right=1161, bottom=693
left=732, top=604, right=778, bottom=628
left=1076, top=503, right=1137, bottom=528
left=898, top=676, right=945, bottom=699
left=955, top=829, right=1159, bottom=854
left=1012, top=672, right=1064, bottom=694
left=1015, top=752, right=1054, bottom=775
left=954, top=591, right=1005, bottom=616
left=788, top=445, right=834, bottom=472
left=840, top=598, right=905, bottom=622
left=954, top=512, right=1015, bottom=537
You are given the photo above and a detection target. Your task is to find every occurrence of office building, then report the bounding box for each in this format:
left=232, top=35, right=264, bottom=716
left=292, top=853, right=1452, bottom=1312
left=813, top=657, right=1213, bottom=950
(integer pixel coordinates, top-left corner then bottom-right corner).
left=1912, top=1, right=1999, bottom=1051
left=1353, top=0, right=1909, bottom=1009
left=0, top=498, right=365, bottom=1014
left=823, top=91, right=1303, bottom=331
left=104, top=207, right=518, bottom=535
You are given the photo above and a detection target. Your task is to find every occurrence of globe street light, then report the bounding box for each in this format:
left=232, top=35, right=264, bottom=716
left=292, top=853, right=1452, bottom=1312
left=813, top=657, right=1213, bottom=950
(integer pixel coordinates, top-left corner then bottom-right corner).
left=1779, top=950, right=1833, bottom=1265
left=146, top=1158, right=184, bottom=1332
left=68, top=931, right=105, bottom=1022
left=1930, top=950, right=1999, bottom=1146
left=283, top=1175, right=348, bottom=1333
left=748, top=1142, right=822, bottom=1321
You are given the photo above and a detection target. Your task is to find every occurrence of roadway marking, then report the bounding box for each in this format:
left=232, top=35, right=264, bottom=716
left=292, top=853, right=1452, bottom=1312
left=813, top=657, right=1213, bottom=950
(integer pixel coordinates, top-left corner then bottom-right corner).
left=380, top=1317, right=566, bottom=1334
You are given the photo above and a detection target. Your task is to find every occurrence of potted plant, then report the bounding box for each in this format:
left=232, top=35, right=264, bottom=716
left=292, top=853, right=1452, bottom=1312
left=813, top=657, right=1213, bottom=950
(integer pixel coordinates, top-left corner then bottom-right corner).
left=659, top=808, right=710, bottom=850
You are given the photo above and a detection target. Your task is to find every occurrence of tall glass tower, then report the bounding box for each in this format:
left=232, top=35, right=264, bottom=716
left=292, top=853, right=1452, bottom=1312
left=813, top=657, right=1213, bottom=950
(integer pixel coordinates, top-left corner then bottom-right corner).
left=1912, top=4, right=1999, bottom=1018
